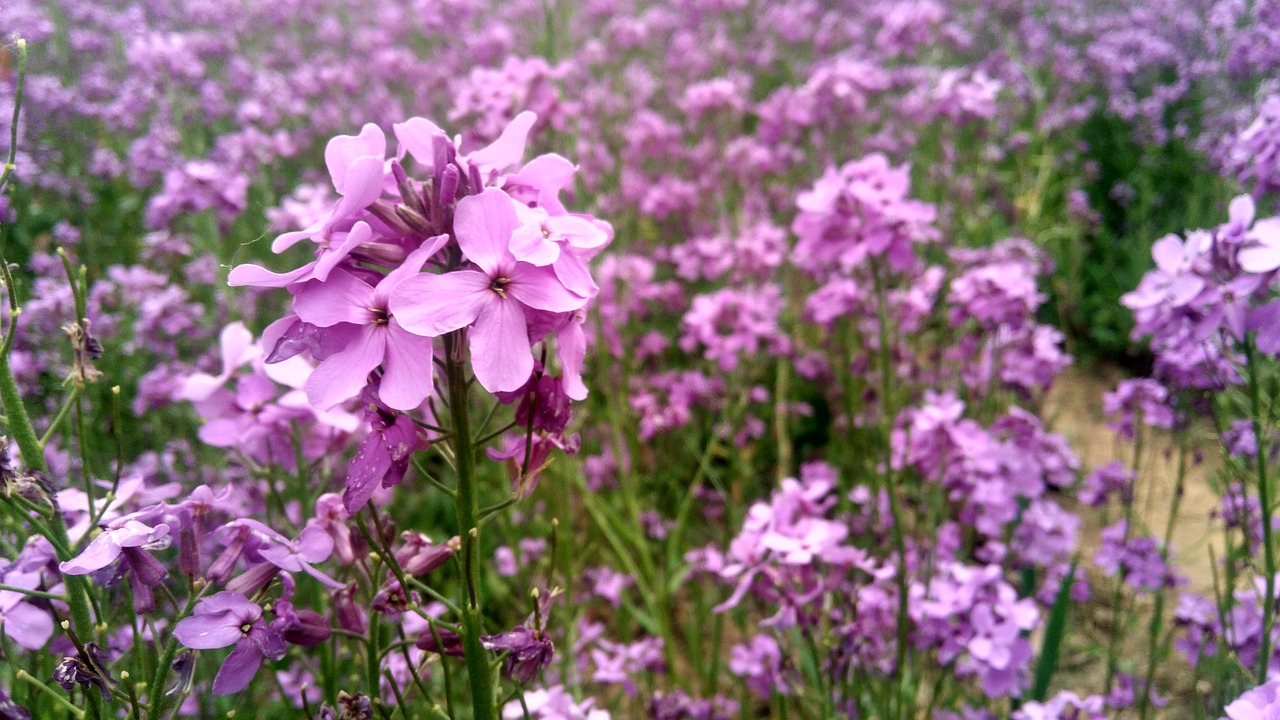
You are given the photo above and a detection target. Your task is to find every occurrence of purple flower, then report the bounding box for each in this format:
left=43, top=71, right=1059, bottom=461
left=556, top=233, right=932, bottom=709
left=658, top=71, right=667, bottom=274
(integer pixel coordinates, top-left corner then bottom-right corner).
left=343, top=387, right=430, bottom=514
left=271, top=124, right=388, bottom=253
left=172, top=591, right=287, bottom=695
left=59, top=516, right=171, bottom=613
left=0, top=570, right=54, bottom=650
left=481, top=626, right=554, bottom=684
left=0, top=689, right=30, bottom=720
left=292, top=234, right=449, bottom=410
left=211, top=519, right=342, bottom=590
left=1013, top=692, right=1106, bottom=720
left=1224, top=680, right=1280, bottom=720
left=728, top=634, right=787, bottom=698
left=390, top=188, right=587, bottom=394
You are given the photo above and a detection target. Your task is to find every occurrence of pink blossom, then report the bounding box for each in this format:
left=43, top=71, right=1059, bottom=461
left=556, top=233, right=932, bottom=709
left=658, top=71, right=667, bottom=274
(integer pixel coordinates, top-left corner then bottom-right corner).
left=390, top=188, right=587, bottom=393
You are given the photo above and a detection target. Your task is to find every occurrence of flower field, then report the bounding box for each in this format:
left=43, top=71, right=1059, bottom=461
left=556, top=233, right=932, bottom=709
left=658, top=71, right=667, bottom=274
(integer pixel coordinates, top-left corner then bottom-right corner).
left=1, top=0, right=1280, bottom=718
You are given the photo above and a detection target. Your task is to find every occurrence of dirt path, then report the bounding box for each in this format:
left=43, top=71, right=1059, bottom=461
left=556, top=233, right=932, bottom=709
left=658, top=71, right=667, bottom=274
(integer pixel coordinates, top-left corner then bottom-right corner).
left=1043, top=365, right=1223, bottom=595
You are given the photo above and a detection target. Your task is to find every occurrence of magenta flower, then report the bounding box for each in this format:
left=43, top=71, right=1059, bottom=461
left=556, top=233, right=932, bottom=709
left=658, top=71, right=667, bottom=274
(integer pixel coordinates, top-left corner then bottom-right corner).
left=176, top=322, right=257, bottom=402
left=173, top=591, right=287, bottom=695
left=291, top=235, right=448, bottom=410
left=390, top=188, right=588, bottom=393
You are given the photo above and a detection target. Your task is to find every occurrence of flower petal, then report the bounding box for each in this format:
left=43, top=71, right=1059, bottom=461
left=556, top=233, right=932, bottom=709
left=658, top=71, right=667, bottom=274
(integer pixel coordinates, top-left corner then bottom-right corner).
left=227, top=262, right=316, bottom=289
left=392, top=117, right=446, bottom=170
left=557, top=314, right=588, bottom=401
left=292, top=270, right=377, bottom=328
left=174, top=614, right=243, bottom=650
left=374, top=234, right=450, bottom=307
left=325, top=124, right=385, bottom=194
left=389, top=271, right=491, bottom=337
left=470, top=298, right=532, bottom=393
left=454, top=189, right=520, bottom=275
left=305, top=325, right=387, bottom=410
left=212, top=641, right=264, bottom=695
left=314, top=221, right=374, bottom=282
left=380, top=322, right=436, bottom=411
left=466, top=111, right=537, bottom=173
left=508, top=264, right=588, bottom=312
left=59, top=534, right=123, bottom=575
left=2, top=601, right=53, bottom=650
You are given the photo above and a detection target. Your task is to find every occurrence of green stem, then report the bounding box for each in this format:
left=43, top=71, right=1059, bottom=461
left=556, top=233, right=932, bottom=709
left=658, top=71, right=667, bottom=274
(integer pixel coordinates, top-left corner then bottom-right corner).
left=1246, top=335, right=1277, bottom=683
left=872, top=262, right=910, bottom=720
left=445, top=331, right=497, bottom=720
left=1137, top=439, right=1187, bottom=720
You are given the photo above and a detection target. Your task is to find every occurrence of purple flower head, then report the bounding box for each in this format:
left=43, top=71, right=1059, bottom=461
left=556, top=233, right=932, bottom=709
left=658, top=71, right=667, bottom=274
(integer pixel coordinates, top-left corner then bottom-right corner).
left=0, top=690, right=29, bottom=720
left=390, top=188, right=588, bottom=394
left=481, top=625, right=554, bottom=684
left=173, top=591, right=287, bottom=695
left=728, top=634, right=788, bottom=698
left=1013, top=692, right=1106, bottom=720
left=1102, top=379, right=1175, bottom=440
left=60, top=515, right=171, bottom=613
left=213, top=519, right=342, bottom=590
left=292, top=233, right=449, bottom=411
left=53, top=642, right=113, bottom=701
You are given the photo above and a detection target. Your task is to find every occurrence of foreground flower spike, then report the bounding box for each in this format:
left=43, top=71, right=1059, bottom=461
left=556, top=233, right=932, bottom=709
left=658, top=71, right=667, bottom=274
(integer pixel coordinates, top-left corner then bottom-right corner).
left=390, top=188, right=587, bottom=393
left=173, top=591, right=287, bottom=695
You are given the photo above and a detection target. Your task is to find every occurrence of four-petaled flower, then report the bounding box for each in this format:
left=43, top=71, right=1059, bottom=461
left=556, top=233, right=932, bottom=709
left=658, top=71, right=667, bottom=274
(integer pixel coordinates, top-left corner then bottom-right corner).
left=173, top=591, right=287, bottom=695
left=391, top=188, right=588, bottom=393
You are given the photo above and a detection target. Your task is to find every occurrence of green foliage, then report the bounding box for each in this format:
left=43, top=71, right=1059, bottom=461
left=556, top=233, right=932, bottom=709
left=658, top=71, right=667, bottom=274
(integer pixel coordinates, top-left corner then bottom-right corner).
left=1045, top=111, right=1235, bottom=366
